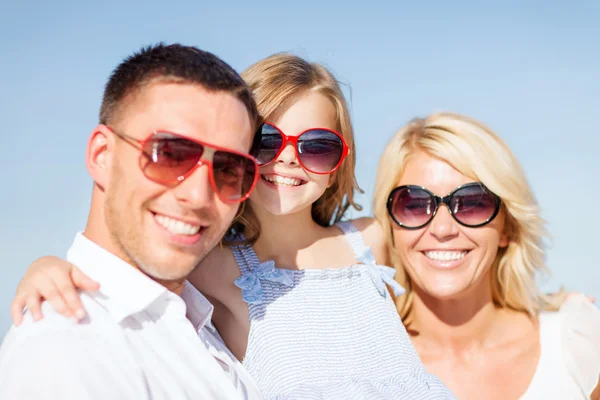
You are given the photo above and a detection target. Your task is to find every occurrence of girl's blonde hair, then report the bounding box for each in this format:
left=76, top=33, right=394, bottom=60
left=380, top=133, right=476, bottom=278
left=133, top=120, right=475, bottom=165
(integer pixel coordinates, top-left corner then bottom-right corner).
left=372, top=112, right=565, bottom=321
left=232, top=53, right=362, bottom=243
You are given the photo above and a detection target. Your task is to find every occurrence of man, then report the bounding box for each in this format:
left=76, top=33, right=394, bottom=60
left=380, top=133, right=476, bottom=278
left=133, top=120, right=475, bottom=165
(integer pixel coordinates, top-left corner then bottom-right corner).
left=0, top=43, right=263, bottom=399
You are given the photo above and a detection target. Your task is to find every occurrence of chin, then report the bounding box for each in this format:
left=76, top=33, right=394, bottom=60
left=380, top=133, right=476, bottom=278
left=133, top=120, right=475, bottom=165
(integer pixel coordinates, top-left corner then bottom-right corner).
left=412, top=272, right=471, bottom=300
left=419, top=272, right=488, bottom=301
left=139, top=248, right=199, bottom=280
left=250, top=196, right=304, bottom=216
left=141, top=261, right=195, bottom=282
left=267, top=204, right=304, bottom=216
left=251, top=185, right=323, bottom=217
left=422, top=284, right=468, bottom=300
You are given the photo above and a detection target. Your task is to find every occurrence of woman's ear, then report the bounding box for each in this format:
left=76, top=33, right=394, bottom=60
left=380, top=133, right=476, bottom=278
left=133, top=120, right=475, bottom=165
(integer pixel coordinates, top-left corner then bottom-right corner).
left=499, top=231, right=510, bottom=248
left=499, top=212, right=513, bottom=248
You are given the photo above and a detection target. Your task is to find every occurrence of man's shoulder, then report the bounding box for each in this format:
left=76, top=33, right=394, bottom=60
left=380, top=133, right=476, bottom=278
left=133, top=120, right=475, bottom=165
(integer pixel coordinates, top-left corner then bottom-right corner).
left=0, top=295, right=148, bottom=399
left=0, top=292, right=143, bottom=379
left=1, top=292, right=122, bottom=357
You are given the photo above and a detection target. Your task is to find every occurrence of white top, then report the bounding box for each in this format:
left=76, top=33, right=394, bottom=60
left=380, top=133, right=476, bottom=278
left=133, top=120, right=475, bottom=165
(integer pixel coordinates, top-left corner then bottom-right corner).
left=0, top=233, right=262, bottom=400
left=520, top=294, right=600, bottom=399
left=230, top=222, right=455, bottom=399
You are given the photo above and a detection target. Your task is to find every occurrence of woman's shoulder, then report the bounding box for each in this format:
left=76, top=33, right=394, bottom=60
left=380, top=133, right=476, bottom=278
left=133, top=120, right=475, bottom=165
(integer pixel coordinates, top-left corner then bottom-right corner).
left=540, top=294, right=600, bottom=396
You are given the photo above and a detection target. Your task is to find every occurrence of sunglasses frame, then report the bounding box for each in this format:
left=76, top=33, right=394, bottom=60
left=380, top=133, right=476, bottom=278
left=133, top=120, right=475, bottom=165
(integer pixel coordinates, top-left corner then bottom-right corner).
left=107, top=127, right=259, bottom=204
left=257, top=122, right=349, bottom=174
left=387, top=182, right=501, bottom=230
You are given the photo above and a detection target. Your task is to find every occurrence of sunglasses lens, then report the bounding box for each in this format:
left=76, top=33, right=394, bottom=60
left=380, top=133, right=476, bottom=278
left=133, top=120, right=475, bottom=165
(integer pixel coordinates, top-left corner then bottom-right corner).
left=141, top=133, right=203, bottom=182
left=212, top=151, right=257, bottom=202
left=255, top=124, right=283, bottom=165
left=389, top=187, right=435, bottom=228
left=138, top=132, right=256, bottom=202
left=450, top=185, right=498, bottom=226
left=297, top=130, right=344, bottom=173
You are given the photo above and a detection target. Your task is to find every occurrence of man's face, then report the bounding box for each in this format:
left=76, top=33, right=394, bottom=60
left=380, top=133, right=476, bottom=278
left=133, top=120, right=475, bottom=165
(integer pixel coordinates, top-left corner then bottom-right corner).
left=103, top=81, right=253, bottom=284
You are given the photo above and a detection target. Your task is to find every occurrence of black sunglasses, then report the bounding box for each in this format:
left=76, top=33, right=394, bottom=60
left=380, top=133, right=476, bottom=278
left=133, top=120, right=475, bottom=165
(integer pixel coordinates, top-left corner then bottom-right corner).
left=387, top=182, right=501, bottom=229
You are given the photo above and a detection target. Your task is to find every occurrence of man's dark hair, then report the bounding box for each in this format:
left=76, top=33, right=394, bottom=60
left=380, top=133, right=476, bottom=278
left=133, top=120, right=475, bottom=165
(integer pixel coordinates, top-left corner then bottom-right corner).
left=99, top=43, right=259, bottom=129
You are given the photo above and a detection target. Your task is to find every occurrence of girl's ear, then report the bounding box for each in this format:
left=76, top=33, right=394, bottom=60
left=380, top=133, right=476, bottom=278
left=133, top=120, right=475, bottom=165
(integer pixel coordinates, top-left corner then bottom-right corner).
left=327, top=171, right=336, bottom=188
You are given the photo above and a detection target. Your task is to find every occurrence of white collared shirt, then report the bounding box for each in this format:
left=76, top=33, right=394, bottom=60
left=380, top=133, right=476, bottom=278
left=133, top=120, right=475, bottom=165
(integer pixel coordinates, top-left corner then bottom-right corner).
left=0, top=233, right=262, bottom=400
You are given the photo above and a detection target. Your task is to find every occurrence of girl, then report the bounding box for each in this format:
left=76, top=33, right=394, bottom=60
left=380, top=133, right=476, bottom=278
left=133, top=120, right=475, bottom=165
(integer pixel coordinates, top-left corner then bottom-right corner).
left=11, top=54, right=454, bottom=399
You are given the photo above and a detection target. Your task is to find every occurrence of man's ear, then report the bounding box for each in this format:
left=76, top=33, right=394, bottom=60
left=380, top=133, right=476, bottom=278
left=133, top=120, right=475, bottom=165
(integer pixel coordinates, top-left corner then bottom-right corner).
left=86, top=125, right=114, bottom=191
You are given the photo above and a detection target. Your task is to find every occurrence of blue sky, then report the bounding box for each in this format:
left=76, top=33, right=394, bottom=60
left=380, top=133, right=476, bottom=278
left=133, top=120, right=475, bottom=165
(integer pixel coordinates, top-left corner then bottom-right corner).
left=1, top=0, right=598, bottom=335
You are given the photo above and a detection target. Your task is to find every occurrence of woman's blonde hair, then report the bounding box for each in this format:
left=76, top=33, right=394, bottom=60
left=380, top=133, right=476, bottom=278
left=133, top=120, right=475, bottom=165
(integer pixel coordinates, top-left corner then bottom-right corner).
left=231, top=53, right=362, bottom=244
left=373, top=112, right=565, bottom=321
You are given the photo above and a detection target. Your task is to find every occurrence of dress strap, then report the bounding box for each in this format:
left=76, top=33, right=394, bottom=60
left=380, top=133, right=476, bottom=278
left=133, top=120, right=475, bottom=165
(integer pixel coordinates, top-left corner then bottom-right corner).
left=335, top=221, right=370, bottom=261
left=336, top=221, right=405, bottom=298
left=229, top=233, right=295, bottom=305
left=228, top=233, right=260, bottom=276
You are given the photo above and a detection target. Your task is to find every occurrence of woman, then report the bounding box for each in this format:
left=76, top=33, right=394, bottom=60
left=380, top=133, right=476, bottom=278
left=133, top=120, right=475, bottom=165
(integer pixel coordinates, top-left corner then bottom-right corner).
left=372, top=112, right=600, bottom=399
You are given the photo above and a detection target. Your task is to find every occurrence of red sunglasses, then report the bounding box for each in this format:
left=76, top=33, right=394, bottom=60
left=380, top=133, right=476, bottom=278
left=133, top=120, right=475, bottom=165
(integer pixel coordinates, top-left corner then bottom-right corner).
left=108, top=128, right=259, bottom=203
left=254, top=123, right=349, bottom=174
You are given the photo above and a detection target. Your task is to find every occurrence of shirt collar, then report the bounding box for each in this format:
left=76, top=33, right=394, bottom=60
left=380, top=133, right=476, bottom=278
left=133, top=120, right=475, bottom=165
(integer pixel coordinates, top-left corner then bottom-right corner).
left=67, top=233, right=215, bottom=329
left=67, top=232, right=169, bottom=323
left=181, top=280, right=214, bottom=331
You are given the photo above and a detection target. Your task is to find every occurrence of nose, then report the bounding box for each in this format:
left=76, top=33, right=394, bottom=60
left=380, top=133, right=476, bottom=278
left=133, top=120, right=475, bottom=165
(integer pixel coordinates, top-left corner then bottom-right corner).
left=276, top=142, right=299, bottom=167
left=171, top=162, right=216, bottom=209
left=428, top=204, right=459, bottom=240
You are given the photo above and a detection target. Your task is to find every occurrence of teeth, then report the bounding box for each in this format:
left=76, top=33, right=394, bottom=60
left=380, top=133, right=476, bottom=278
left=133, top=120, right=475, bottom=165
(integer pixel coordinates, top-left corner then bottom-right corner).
left=263, top=175, right=302, bottom=187
left=155, top=215, right=200, bottom=236
left=424, top=251, right=468, bottom=261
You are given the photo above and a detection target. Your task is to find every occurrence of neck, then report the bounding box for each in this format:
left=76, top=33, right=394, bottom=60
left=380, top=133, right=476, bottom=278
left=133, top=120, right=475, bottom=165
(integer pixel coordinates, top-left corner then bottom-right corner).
left=84, top=188, right=130, bottom=268
left=410, top=273, right=503, bottom=351
left=155, top=279, right=186, bottom=295
left=249, top=201, right=323, bottom=265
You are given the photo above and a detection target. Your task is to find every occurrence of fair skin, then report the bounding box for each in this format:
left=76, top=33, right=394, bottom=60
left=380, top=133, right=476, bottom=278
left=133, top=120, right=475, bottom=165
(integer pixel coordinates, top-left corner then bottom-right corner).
left=190, top=91, right=387, bottom=359
left=80, top=80, right=253, bottom=296
left=12, top=109, right=599, bottom=397
left=11, top=90, right=387, bottom=361
left=390, top=151, right=599, bottom=399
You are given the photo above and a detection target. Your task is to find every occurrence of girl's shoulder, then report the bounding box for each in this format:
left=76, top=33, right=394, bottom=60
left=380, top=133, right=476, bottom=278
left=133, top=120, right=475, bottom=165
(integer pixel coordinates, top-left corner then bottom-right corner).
left=346, top=217, right=388, bottom=265
left=187, top=245, right=241, bottom=303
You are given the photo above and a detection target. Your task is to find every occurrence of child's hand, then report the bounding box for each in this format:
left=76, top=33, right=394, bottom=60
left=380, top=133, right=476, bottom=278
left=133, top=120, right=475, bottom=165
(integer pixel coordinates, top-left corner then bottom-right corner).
left=11, top=256, right=100, bottom=325
left=567, top=292, right=596, bottom=303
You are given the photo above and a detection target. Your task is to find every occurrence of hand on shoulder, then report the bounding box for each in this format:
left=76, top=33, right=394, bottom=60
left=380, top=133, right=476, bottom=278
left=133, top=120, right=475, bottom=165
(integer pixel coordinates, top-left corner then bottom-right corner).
left=558, top=293, right=600, bottom=398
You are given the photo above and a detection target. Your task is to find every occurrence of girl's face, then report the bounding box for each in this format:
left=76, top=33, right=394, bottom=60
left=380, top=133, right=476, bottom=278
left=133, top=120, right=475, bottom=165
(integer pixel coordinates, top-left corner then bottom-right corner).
left=250, top=91, right=338, bottom=217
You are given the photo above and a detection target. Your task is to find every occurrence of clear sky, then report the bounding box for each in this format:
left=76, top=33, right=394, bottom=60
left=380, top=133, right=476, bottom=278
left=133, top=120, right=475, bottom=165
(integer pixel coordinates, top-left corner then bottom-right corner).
left=1, top=0, right=598, bottom=336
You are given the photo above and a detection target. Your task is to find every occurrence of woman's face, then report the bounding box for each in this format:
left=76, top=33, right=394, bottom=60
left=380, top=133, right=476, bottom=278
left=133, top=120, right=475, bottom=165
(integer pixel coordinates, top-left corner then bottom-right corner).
left=391, top=151, right=509, bottom=300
